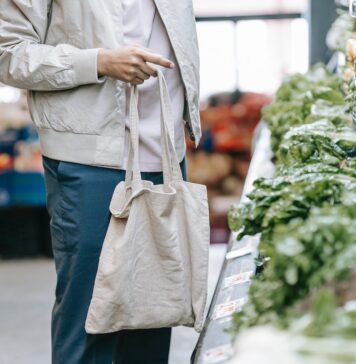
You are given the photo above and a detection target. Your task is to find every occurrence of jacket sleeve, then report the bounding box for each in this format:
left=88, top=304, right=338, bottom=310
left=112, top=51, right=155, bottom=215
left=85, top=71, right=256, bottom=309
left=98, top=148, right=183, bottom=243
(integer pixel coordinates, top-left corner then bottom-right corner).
left=0, top=0, right=103, bottom=91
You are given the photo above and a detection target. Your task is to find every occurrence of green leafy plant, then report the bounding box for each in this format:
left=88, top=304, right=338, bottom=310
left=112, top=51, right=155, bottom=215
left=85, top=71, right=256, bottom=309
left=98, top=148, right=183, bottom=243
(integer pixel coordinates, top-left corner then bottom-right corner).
left=232, top=201, right=356, bottom=331
left=229, top=59, right=356, bottom=341
left=277, top=120, right=356, bottom=170
left=262, top=65, right=346, bottom=152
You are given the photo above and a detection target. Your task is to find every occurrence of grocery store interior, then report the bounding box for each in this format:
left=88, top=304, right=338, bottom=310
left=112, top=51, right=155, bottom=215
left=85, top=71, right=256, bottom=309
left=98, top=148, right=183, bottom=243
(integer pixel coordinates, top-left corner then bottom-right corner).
left=1, top=0, right=356, bottom=363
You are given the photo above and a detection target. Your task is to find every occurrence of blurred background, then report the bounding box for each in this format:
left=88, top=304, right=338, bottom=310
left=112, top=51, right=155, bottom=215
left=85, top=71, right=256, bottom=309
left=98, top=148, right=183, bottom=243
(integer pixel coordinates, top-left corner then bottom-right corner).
left=0, top=0, right=344, bottom=363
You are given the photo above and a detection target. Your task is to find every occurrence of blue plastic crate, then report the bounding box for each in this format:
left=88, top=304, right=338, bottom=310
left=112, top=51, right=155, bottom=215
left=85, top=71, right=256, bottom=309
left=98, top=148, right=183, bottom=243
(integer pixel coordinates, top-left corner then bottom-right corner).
left=18, top=124, right=39, bottom=142
left=12, top=171, right=46, bottom=206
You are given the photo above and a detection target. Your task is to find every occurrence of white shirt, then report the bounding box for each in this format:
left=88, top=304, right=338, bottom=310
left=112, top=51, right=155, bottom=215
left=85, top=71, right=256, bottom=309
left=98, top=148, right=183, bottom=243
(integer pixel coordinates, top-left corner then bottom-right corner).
left=121, top=0, right=186, bottom=172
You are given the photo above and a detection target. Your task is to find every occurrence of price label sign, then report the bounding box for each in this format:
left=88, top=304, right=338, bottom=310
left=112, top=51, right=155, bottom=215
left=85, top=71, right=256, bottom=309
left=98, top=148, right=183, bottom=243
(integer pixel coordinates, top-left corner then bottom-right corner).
left=212, top=297, right=247, bottom=320
left=223, top=271, right=254, bottom=289
left=203, top=344, right=233, bottom=364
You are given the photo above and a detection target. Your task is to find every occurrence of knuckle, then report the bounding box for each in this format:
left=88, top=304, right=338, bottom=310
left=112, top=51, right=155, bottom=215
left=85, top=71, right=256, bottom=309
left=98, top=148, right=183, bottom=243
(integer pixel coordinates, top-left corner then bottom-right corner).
left=128, top=66, right=137, bottom=76
left=128, top=55, right=135, bottom=64
left=130, top=56, right=139, bottom=66
left=132, top=46, right=141, bottom=56
left=125, top=72, right=135, bottom=82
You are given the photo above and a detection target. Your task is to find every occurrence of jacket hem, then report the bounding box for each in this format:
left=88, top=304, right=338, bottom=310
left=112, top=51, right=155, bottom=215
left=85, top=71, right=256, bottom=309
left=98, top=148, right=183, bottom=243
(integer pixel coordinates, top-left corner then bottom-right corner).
left=38, top=128, right=124, bottom=169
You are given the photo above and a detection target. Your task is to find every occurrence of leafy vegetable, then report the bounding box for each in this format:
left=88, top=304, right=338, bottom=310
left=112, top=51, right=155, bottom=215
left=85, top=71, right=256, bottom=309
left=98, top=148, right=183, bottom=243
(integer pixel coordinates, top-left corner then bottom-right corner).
left=277, top=120, right=356, bottom=169
left=232, top=201, right=356, bottom=330
left=306, top=100, right=351, bottom=127
left=262, top=65, right=346, bottom=152
left=228, top=45, right=356, bottom=360
left=276, top=65, right=343, bottom=102
left=301, top=289, right=356, bottom=339
left=228, top=173, right=356, bottom=240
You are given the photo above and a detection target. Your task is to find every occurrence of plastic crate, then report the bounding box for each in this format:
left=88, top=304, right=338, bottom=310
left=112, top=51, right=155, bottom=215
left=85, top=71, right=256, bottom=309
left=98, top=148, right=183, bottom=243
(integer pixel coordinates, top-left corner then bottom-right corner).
left=12, top=171, right=46, bottom=206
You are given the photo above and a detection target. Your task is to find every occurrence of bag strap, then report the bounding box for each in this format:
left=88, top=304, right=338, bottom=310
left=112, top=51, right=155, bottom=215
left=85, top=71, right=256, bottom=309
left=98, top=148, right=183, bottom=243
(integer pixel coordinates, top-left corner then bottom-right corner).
left=125, top=69, right=183, bottom=186
left=157, top=71, right=183, bottom=182
left=125, top=86, right=142, bottom=186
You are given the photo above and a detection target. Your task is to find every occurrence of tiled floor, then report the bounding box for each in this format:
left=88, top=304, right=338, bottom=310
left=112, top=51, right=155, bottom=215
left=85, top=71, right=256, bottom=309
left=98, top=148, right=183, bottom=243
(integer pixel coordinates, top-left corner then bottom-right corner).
left=0, top=245, right=226, bottom=364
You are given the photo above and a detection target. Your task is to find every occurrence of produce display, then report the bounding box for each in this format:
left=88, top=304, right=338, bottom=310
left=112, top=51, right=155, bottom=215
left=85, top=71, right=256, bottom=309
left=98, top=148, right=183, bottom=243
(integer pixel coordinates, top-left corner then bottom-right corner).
left=227, top=59, right=356, bottom=362
left=194, top=92, right=271, bottom=154
left=187, top=90, right=270, bottom=244
left=262, top=65, right=346, bottom=153
left=277, top=120, right=356, bottom=171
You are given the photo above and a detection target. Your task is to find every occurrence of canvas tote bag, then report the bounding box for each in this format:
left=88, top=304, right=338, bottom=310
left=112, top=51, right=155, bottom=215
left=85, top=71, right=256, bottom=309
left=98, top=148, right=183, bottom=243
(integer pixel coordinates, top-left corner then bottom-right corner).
left=85, top=70, right=210, bottom=334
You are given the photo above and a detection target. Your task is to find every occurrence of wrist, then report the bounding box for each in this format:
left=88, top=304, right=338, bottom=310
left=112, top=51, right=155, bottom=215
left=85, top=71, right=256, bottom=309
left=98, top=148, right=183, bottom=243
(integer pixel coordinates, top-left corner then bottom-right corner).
left=97, top=49, right=111, bottom=77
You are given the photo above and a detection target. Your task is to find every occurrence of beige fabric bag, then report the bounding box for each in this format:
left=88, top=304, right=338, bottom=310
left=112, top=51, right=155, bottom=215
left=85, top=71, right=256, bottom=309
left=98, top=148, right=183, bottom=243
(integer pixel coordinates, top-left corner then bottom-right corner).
left=85, top=70, right=210, bottom=334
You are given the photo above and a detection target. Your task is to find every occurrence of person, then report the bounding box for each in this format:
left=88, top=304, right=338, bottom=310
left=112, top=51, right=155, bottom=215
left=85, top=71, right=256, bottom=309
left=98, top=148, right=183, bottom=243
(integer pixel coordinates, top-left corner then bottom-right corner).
left=0, top=1, right=201, bottom=363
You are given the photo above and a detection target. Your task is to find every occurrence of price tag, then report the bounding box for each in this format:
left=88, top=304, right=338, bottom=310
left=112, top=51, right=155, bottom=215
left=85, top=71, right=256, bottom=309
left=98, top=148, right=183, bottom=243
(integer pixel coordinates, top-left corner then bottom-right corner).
left=212, top=297, right=247, bottom=320
left=203, top=344, right=233, bottom=363
left=223, top=271, right=254, bottom=289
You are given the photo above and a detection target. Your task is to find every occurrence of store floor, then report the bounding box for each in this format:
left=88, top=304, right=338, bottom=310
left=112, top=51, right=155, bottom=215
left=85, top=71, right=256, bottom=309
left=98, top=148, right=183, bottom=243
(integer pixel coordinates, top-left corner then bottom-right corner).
left=0, top=244, right=226, bottom=364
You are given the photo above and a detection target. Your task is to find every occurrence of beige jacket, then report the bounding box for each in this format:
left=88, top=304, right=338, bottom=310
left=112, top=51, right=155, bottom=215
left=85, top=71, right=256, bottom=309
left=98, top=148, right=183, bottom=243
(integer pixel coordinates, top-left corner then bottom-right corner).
left=0, top=0, right=201, bottom=168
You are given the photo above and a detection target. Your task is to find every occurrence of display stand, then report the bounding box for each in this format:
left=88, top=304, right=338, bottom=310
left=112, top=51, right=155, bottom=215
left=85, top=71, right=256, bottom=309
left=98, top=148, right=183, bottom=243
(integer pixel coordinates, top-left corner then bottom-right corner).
left=191, top=122, right=274, bottom=364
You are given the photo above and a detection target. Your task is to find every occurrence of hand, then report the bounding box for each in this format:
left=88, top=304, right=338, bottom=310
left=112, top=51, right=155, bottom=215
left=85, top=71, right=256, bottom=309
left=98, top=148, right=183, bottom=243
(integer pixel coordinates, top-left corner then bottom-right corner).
left=97, top=45, right=175, bottom=85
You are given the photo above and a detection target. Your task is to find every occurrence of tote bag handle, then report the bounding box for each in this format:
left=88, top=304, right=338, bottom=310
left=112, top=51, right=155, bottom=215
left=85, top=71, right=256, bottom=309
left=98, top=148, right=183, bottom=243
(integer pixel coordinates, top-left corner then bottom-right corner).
left=125, top=69, right=183, bottom=186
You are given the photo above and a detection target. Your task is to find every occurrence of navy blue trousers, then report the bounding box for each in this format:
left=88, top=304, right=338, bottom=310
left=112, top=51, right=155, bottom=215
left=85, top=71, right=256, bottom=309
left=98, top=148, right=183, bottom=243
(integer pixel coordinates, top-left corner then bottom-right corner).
left=43, top=156, right=186, bottom=364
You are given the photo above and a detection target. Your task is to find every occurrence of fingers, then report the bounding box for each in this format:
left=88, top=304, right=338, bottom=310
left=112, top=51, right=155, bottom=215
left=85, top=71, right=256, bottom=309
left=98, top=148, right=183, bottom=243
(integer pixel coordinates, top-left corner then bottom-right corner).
left=122, top=46, right=172, bottom=85
left=102, top=46, right=173, bottom=83
left=135, top=69, right=150, bottom=81
left=129, top=63, right=157, bottom=85
left=131, top=77, right=144, bottom=85
left=138, top=50, right=175, bottom=69
left=139, top=61, right=158, bottom=77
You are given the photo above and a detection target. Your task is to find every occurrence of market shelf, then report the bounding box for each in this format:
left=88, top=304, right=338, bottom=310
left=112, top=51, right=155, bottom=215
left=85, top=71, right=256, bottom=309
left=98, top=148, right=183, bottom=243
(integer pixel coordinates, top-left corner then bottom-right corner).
left=191, top=122, right=274, bottom=364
